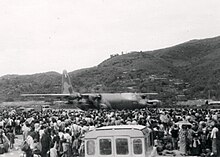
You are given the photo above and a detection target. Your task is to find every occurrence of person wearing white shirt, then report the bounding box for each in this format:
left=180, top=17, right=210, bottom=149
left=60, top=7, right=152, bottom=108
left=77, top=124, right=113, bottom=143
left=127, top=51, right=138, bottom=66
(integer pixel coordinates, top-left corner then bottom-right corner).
left=39, top=126, right=45, bottom=141
left=89, top=125, right=95, bottom=131
left=26, top=135, right=34, bottom=150
left=0, top=119, right=5, bottom=129
left=50, top=142, right=58, bottom=157
left=22, top=122, right=31, bottom=141
left=211, top=124, right=219, bottom=154
left=26, top=133, right=35, bottom=157
left=62, top=129, right=72, bottom=157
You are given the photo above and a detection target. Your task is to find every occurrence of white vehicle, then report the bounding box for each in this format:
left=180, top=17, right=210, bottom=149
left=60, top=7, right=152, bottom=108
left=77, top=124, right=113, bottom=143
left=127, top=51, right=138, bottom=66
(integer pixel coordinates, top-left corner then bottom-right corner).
left=41, top=105, right=51, bottom=111
left=84, top=125, right=155, bottom=157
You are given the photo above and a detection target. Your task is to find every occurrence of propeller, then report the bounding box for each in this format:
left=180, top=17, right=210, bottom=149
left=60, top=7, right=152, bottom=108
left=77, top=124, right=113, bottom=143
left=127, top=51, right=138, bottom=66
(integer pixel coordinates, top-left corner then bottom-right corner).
left=89, top=94, right=102, bottom=108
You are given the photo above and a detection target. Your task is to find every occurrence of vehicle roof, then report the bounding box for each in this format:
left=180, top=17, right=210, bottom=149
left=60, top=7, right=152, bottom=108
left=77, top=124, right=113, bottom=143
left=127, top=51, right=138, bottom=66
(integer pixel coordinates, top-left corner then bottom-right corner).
left=42, top=105, right=50, bottom=107
left=95, top=125, right=146, bottom=131
left=85, top=125, right=150, bottom=139
left=209, top=101, right=220, bottom=104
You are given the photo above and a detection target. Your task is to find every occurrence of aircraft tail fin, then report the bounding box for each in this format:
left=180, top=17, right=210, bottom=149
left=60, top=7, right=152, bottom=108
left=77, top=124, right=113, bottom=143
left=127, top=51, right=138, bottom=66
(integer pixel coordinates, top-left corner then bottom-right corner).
left=61, top=70, right=74, bottom=94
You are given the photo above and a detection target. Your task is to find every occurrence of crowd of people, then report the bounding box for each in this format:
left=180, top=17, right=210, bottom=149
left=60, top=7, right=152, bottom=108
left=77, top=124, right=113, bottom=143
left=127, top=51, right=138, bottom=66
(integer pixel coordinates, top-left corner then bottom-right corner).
left=0, top=106, right=220, bottom=157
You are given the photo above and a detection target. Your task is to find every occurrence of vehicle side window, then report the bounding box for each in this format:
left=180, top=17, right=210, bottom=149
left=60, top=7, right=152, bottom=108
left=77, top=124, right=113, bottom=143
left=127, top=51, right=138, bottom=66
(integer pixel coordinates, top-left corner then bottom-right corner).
left=133, top=139, right=142, bottom=154
left=116, top=138, right=129, bottom=155
left=99, top=139, right=112, bottom=155
left=87, top=140, right=95, bottom=155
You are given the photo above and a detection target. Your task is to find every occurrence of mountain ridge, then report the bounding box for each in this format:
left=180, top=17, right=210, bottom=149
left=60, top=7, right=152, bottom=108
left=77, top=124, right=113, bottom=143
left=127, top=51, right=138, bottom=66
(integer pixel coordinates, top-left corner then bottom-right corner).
left=1, top=35, right=220, bottom=103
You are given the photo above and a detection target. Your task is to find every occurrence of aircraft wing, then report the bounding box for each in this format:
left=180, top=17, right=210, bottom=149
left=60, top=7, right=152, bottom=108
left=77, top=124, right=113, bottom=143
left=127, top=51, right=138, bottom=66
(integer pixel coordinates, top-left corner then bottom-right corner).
left=78, top=93, right=158, bottom=99
left=21, top=93, right=79, bottom=98
left=138, top=93, right=158, bottom=95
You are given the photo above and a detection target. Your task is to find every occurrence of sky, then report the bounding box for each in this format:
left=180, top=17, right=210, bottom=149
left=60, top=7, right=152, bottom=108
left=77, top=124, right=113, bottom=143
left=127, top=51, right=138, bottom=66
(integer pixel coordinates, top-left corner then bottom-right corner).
left=0, top=0, right=220, bottom=76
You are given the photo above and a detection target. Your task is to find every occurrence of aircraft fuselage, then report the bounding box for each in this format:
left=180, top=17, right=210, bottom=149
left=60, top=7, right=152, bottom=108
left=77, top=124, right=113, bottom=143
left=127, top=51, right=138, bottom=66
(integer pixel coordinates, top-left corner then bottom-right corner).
left=78, top=93, right=153, bottom=110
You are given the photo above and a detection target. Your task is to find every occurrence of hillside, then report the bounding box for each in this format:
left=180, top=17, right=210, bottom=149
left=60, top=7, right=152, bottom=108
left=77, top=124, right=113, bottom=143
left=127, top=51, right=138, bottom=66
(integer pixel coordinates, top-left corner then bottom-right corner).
left=1, top=36, right=220, bottom=103
left=71, top=36, right=220, bottom=101
left=0, top=72, right=61, bottom=102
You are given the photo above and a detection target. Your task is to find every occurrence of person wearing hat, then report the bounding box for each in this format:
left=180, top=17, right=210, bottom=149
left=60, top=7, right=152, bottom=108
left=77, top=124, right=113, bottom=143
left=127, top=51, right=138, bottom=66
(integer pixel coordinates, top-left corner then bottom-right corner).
left=179, top=125, right=188, bottom=155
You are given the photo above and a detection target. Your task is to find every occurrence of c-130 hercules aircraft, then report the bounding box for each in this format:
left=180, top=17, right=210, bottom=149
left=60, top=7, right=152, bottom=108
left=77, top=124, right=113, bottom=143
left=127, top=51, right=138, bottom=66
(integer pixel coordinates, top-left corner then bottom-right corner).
left=21, top=70, right=160, bottom=110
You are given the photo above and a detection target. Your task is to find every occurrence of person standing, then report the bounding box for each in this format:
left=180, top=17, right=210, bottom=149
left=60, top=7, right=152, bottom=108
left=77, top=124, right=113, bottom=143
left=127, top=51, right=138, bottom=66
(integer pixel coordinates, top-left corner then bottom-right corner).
left=199, top=123, right=208, bottom=153
left=187, top=125, right=194, bottom=155
left=22, top=122, right=31, bottom=141
left=216, top=124, right=220, bottom=157
left=170, top=124, right=179, bottom=150
left=211, top=124, right=219, bottom=155
left=62, top=129, right=72, bottom=157
left=179, top=125, right=188, bottom=155
left=191, top=133, right=201, bottom=156
left=50, top=142, right=58, bottom=157
left=15, top=117, right=21, bottom=135
left=7, top=129, right=15, bottom=149
left=41, top=128, right=51, bottom=157
left=0, top=130, right=10, bottom=154
left=26, top=132, right=35, bottom=157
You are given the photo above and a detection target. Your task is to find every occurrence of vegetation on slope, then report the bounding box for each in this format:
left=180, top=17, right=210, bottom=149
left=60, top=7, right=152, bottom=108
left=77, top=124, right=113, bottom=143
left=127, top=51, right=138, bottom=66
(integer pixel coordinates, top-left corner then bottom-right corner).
left=1, top=36, right=220, bottom=103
